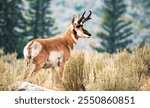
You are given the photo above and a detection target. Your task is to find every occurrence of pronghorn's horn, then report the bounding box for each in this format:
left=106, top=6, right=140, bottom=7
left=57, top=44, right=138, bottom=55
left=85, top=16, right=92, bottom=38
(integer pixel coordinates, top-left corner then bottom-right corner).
left=72, top=15, right=75, bottom=24
left=78, top=11, right=86, bottom=24
left=82, top=10, right=92, bottom=24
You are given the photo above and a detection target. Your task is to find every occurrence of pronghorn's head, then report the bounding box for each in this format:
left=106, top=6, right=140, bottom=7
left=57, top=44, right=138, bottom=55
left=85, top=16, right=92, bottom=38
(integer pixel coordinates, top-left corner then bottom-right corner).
left=71, top=10, right=92, bottom=38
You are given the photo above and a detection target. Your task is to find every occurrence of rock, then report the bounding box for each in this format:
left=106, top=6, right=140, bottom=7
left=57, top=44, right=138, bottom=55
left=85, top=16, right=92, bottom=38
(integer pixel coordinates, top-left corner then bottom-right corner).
left=8, top=81, right=50, bottom=91
left=139, top=77, right=150, bottom=91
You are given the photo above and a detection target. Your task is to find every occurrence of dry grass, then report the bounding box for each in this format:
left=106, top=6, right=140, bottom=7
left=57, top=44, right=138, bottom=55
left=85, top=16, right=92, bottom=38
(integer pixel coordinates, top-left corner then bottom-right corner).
left=0, top=46, right=150, bottom=91
left=0, top=51, right=51, bottom=90
left=63, top=51, right=85, bottom=90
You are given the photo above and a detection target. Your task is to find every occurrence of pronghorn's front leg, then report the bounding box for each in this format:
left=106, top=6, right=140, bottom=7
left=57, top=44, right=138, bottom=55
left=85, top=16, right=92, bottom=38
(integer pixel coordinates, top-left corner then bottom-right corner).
left=59, top=63, right=65, bottom=83
left=50, top=62, right=65, bottom=89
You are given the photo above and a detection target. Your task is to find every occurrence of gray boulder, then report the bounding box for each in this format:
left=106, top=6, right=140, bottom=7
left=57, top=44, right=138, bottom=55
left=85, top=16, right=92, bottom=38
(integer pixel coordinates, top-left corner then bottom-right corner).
left=9, top=81, right=50, bottom=91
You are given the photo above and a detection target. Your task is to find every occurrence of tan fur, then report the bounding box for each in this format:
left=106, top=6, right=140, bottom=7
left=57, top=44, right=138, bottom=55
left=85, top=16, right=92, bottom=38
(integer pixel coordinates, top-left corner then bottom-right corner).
left=24, top=25, right=77, bottom=82
left=23, top=11, right=92, bottom=88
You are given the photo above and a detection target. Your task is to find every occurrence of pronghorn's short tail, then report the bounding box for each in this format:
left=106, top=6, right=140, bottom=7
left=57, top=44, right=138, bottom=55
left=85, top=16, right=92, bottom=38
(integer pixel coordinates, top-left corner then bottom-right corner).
left=23, top=40, right=43, bottom=66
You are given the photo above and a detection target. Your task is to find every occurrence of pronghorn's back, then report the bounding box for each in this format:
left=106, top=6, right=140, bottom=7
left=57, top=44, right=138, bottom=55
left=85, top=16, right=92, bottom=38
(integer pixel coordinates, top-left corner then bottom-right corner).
left=23, top=35, right=71, bottom=70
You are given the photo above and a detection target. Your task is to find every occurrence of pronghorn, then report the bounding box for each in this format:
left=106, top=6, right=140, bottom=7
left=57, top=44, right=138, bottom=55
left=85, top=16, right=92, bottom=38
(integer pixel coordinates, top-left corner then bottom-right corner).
left=23, top=10, right=92, bottom=85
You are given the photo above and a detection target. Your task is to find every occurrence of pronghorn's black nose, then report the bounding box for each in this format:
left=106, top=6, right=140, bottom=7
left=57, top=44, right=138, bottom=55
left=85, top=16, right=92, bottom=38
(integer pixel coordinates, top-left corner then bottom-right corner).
left=83, top=28, right=91, bottom=37
left=87, top=34, right=91, bottom=38
left=88, top=33, right=91, bottom=36
left=86, top=32, right=91, bottom=37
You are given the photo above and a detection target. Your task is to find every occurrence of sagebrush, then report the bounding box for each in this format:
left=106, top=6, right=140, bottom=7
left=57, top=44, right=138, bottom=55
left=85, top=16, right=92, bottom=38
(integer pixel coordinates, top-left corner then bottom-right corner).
left=0, top=46, right=150, bottom=91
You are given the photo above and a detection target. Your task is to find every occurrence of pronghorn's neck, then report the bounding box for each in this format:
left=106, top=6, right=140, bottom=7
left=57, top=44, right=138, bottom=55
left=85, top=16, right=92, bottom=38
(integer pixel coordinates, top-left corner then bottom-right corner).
left=63, top=25, right=78, bottom=50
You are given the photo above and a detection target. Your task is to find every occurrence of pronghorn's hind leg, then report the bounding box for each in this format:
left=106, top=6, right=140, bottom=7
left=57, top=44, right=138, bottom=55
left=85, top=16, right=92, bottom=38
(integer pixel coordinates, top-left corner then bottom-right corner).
left=30, top=63, right=43, bottom=77
left=52, top=63, right=65, bottom=90
left=28, top=55, right=46, bottom=78
left=26, top=59, right=30, bottom=66
left=24, top=59, right=31, bottom=79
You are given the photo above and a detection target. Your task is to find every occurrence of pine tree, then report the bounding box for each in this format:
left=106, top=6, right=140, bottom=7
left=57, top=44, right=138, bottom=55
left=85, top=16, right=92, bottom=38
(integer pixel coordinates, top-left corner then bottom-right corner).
left=26, top=0, right=56, bottom=39
left=93, top=0, right=133, bottom=53
left=132, top=0, right=150, bottom=46
left=0, top=0, right=26, bottom=55
left=132, top=0, right=150, bottom=27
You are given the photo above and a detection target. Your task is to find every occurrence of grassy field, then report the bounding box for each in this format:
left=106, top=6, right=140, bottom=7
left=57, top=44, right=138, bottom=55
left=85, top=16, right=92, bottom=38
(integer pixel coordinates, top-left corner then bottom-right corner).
left=0, top=46, right=150, bottom=91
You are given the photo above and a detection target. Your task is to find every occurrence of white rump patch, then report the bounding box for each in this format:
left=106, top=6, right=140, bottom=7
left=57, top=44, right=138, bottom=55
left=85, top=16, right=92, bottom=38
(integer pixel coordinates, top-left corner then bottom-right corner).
left=30, top=41, right=42, bottom=59
left=23, top=41, right=32, bottom=60
left=24, top=41, right=42, bottom=60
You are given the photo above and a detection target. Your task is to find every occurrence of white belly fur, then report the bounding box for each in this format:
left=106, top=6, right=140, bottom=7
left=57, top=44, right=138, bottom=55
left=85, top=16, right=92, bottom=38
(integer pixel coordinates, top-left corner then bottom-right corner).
left=43, top=51, right=63, bottom=68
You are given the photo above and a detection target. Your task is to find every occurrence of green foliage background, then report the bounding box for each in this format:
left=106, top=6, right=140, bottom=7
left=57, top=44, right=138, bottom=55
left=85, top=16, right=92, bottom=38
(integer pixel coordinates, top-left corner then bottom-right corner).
left=0, top=0, right=150, bottom=57
left=93, top=0, right=133, bottom=53
left=0, top=0, right=55, bottom=57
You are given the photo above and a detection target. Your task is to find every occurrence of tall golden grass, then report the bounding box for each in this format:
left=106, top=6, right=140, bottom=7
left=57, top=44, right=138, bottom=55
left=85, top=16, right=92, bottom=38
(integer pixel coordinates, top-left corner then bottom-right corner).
left=0, top=46, right=150, bottom=91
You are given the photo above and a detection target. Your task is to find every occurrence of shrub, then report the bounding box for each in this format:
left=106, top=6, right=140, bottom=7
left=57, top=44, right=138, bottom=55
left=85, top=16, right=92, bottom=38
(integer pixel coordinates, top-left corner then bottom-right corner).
left=0, top=46, right=150, bottom=91
left=0, top=60, right=6, bottom=90
left=63, top=51, right=85, bottom=90
left=64, top=48, right=149, bottom=91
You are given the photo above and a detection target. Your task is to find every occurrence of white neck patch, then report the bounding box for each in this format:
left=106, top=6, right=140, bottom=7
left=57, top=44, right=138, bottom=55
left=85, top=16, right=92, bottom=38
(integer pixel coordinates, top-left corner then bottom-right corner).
left=71, top=34, right=78, bottom=43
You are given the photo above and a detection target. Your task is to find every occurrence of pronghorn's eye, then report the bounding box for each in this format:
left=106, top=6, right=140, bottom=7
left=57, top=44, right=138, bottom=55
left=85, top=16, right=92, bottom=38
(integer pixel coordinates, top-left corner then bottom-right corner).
left=76, top=25, right=80, bottom=28
left=76, top=25, right=83, bottom=28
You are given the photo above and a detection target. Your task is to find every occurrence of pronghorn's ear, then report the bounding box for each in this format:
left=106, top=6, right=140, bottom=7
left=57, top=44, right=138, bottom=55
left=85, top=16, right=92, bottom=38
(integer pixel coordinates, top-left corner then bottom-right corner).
left=71, top=15, right=75, bottom=24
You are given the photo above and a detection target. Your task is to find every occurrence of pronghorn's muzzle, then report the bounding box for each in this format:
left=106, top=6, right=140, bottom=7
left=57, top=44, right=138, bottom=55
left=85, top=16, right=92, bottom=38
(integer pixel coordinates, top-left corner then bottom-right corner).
left=83, top=28, right=91, bottom=37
